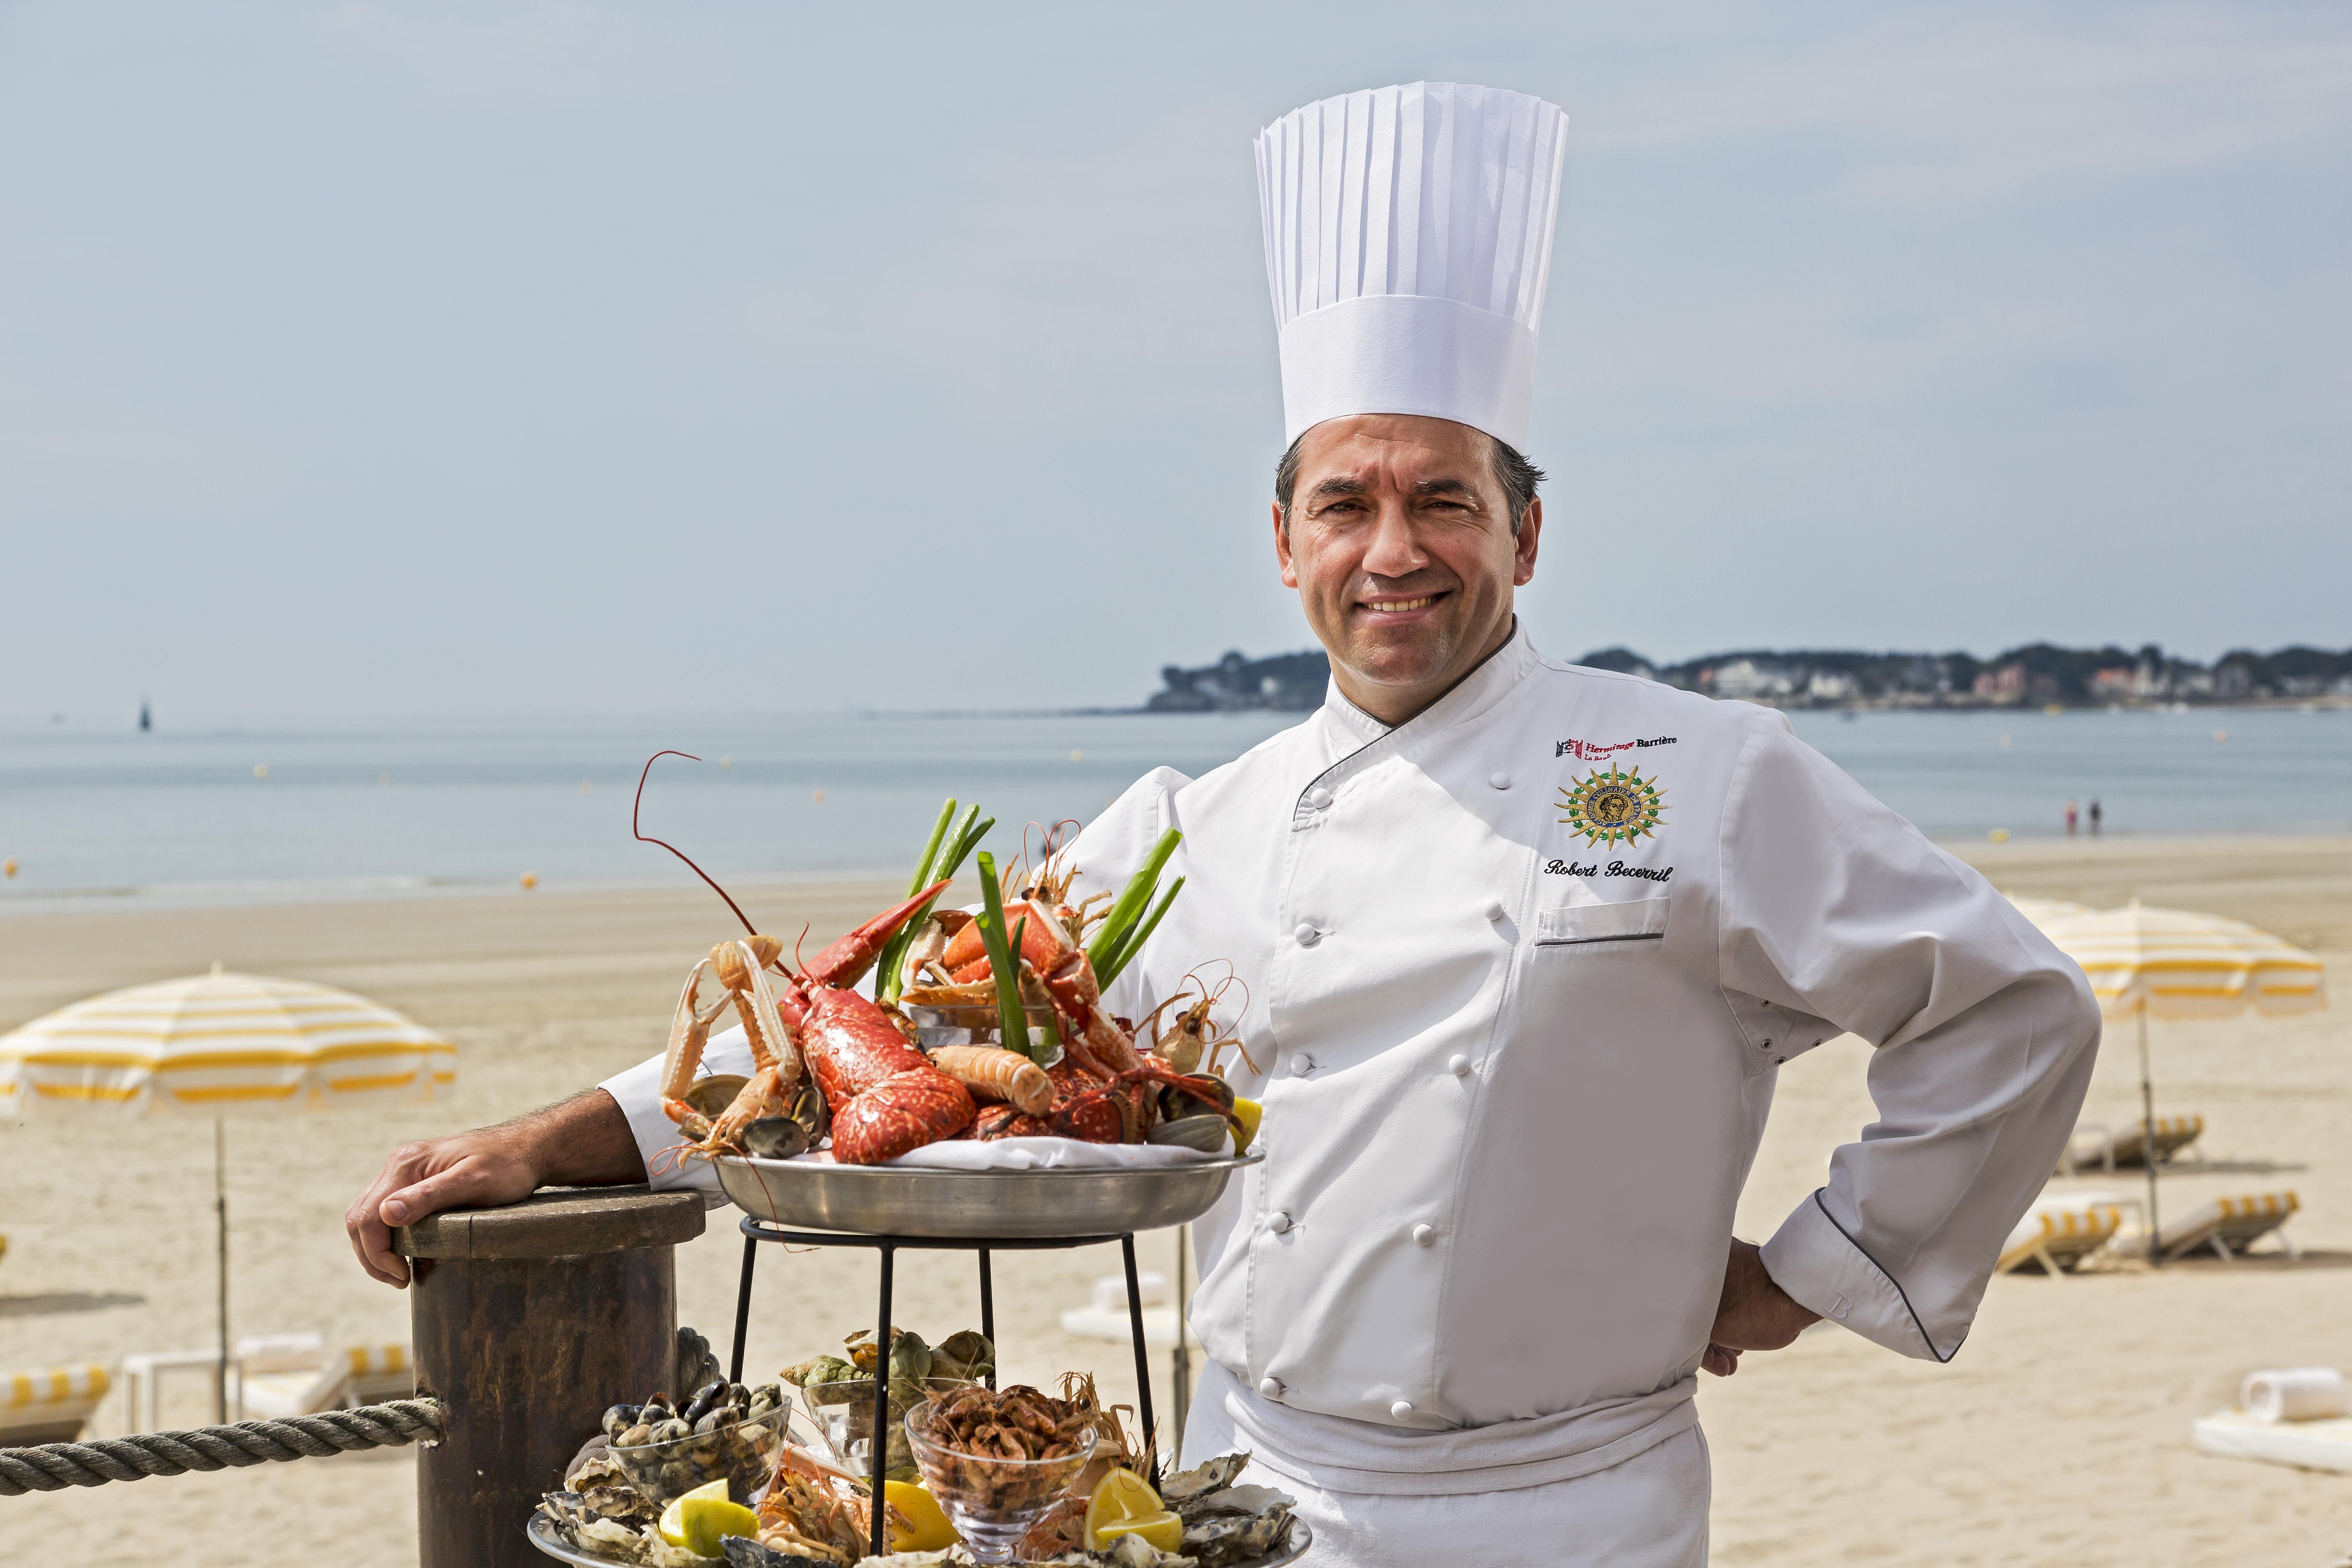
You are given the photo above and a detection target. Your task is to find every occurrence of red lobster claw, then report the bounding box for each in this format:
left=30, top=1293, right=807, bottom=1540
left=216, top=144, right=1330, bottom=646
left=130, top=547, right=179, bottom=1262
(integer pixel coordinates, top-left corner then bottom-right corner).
left=799, top=879, right=952, bottom=991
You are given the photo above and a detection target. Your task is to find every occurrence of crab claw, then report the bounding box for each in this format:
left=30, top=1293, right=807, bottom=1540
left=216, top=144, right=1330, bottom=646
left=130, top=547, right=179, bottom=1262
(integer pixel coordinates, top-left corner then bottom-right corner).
left=800, top=879, right=953, bottom=990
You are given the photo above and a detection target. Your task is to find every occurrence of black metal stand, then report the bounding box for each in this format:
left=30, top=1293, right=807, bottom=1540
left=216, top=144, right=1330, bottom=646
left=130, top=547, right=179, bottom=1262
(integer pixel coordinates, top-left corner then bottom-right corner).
left=730, top=1219, right=1162, bottom=1562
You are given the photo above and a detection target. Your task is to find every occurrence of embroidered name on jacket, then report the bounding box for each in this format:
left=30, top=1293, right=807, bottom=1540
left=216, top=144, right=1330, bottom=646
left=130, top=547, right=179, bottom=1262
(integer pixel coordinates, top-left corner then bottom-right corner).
left=1555, top=735, right=1676, bottom=760
left=1546, top=859, right=1674, bottom=882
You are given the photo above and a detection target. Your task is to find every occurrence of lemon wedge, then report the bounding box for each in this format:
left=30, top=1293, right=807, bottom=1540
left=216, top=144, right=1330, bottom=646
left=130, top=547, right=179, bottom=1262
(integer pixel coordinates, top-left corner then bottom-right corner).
left=1230, top=1097, right=1263, bottom=1154
left=1098, top=1511, right=1185, bottom=1552
left=657, top=1478, right=758, bottom=1558
left=882, top=1478, right=961, bottom=1551
left=1086, top=1466, right=1172, bottom=1551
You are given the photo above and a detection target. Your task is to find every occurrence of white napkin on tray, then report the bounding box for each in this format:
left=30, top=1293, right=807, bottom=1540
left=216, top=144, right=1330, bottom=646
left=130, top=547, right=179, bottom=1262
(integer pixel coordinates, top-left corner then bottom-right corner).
left=793, top=1139, right=1220, bottom=1171
left=2241, top=1367, right=2349, bottom=1422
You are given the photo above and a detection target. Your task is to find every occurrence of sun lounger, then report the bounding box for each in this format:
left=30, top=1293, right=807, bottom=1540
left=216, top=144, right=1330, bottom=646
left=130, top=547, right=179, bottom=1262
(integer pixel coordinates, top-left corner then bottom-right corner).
left=2059, top=1114, right=2205, bottom=1174
left=234, top=1335, right=413, bottom=1420
left=3, top=1364, right=110, bottom=1444
left=120, top=1349, right=224, bottom=1433
left=1998, top=1201, right=2125, bottom=1276
left=2156, top=1191, right=2299, bottom=1262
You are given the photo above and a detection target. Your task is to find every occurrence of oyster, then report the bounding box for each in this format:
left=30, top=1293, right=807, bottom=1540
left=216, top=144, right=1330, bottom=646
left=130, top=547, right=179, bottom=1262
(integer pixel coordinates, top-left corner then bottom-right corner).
left=1157, top=1452, right=1250, bottom=1503
left=1181, top=1511, right=1292, bottom=1566
left=537, top=1492, right=654, bottom=1564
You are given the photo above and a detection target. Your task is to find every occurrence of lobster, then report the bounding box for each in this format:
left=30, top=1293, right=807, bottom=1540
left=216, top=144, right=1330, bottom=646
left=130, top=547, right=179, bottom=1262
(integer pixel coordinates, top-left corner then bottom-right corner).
left=777, top=973, right=975, bottom=1164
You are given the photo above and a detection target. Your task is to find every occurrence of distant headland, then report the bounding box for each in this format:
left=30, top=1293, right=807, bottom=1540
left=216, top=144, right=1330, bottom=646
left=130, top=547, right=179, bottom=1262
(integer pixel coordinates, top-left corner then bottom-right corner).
left=1144, top=642, right=2352, bottom=712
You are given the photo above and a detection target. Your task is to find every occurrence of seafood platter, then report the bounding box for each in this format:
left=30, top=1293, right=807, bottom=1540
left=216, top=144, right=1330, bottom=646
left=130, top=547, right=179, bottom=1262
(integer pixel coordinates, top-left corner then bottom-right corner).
left=531, top=1322, right=1309, bottom=1568
left=633, top=772, right=1268, bottom=1238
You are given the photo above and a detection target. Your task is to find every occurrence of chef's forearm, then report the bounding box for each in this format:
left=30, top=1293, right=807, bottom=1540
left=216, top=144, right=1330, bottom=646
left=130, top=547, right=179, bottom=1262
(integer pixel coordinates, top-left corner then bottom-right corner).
left=511, top=1088, right=648, bottom=1187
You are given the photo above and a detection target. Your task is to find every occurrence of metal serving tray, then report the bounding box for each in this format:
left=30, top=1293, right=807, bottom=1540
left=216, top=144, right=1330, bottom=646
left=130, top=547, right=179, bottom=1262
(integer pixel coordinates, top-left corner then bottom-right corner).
left=713, top=1149, right=1262, bottom=1239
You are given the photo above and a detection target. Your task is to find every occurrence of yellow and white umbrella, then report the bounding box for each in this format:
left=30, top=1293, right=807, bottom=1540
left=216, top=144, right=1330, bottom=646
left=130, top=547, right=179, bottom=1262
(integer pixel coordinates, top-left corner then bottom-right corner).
left=2039, top=901, right=2326, bottom=1021
left=0, top=966, right=454, bottom=1416
left=2036, top=901, right=2327, bottom=1260
left=0, top=964, right=455, bottom=1113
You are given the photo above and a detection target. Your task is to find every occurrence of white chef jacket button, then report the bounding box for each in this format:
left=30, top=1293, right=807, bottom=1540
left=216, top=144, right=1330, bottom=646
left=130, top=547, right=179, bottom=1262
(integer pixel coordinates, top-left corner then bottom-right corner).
left=1290, top=1054, right=1313, bottom=1077
left=1293, top=922, right=1318, bottom=946
left=1412, top=1224, right=1436, bottom=1246
left=1489, top=772, right=1510, bottom=789
left=1448, top=1054, right=1471, bottom=1077
left=1260, top=1377, right=1283, bottom=1400
left=1483, top=898, right=1506, bottom=921
left=1390, top=1400, right=1414, bottom=1419
left=1266, top=1210, right=1292, bottom=1234
left=1307, top=786, right=1333, bottom=809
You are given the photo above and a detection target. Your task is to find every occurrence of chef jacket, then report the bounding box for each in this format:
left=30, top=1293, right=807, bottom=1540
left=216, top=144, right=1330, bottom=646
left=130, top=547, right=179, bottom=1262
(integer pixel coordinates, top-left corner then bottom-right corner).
left=604, top=623, right=2099, bottom=1454
left=1056, top=624, right=2099, bottom=1441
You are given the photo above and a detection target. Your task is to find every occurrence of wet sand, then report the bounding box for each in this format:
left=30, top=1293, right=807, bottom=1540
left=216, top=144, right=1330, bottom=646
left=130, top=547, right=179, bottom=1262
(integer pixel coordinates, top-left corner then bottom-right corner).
left=1, top=835, right=2346, bottom=1565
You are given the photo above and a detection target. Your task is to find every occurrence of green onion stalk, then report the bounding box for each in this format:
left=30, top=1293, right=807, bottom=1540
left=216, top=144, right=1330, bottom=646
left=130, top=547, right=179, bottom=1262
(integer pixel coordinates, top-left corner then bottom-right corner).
left=875, top=801, right=993, bottom=1004
left=974, top=852, right=1055, bottom=1065
left=1084, top=828, right=1184, bottom=989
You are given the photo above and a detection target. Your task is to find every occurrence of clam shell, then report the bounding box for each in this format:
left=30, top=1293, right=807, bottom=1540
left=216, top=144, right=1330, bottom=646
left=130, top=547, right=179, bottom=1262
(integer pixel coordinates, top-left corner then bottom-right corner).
left=1148, top=1114, right=1232, bottom=1154
left=682, top=1074, right=750, bottom=1116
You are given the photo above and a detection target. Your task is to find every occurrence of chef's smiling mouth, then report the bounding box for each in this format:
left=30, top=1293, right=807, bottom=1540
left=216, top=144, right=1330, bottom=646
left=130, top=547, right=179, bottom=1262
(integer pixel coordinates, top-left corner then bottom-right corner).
left=1358, top=592, right=1448, bottom=615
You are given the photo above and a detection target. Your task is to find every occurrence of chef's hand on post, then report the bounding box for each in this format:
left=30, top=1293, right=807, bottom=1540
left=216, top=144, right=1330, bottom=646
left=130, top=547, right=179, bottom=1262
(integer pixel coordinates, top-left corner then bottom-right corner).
left=344, top=1088, right=646, bottom=1287
left=1701, top=1238, right=1821, bottom=1377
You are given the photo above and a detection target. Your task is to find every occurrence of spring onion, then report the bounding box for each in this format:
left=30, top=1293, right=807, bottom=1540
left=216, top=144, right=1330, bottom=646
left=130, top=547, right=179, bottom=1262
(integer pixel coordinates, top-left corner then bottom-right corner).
left=1084, top=827, right=1183, bottom=978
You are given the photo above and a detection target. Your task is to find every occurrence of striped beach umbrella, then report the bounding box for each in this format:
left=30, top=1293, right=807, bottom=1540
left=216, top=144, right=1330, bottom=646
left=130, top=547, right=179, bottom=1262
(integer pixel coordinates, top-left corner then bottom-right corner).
left=2038, top=901, right=2326, bottom=1021
left=2036, top=901, right=2327, bottom=1260
left=0, top=966, right=453, bottom=1416
left=0, top=964, right=455, bottom=1114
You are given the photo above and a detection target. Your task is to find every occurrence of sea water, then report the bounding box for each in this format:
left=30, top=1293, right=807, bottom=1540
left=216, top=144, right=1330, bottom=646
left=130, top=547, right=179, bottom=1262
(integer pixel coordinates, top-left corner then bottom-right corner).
left=0, top=705, right=2345, bottom=911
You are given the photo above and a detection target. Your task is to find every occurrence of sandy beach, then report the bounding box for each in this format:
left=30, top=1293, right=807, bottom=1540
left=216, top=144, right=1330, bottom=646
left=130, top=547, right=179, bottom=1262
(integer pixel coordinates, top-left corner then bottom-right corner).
left=2, top=835, right=2346, bottom=1565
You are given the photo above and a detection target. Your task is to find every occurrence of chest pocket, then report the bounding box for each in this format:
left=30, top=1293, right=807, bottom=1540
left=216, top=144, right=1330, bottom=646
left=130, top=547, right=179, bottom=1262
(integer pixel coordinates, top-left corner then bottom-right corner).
left=1534, top=896, right=1670, bottom=947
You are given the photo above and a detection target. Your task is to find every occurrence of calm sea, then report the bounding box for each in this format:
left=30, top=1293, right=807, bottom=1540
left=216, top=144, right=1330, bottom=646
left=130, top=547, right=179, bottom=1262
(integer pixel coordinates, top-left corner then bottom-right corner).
left=1, top=705, right=2346, bottom=913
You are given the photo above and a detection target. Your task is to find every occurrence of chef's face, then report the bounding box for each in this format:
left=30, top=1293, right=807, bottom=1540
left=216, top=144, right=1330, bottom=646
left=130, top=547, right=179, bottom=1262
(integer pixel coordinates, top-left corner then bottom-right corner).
left=1274, top=414, right=1541, bottom=727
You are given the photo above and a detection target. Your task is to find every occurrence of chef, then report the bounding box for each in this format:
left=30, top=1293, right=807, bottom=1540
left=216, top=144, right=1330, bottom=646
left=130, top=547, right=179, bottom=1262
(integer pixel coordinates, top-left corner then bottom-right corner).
left=349, top=81, right=2101, bottom=1567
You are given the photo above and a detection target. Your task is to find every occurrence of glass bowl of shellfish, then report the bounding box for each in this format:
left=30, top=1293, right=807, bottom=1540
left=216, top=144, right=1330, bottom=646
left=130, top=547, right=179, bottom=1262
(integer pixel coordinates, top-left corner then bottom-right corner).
left=601, top=1377, right=787, bottom=1508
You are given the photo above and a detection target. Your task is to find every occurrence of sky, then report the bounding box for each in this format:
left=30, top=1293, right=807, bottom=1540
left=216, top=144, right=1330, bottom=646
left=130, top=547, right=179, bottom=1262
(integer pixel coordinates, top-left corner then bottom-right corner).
left=4, top=1, right=2348, bottom=721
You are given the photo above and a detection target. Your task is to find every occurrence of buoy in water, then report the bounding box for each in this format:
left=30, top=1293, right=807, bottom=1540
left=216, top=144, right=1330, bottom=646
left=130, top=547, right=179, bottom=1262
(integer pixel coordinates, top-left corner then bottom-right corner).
left=1989, top=828, right=2011, bottom=844
left=813, top=789, right=826, bottom=804
left=520, top=872, right=539, bottom=890
left=3, top=858, right=16, bottom=880
left=254, top=764, right=269, bottom=779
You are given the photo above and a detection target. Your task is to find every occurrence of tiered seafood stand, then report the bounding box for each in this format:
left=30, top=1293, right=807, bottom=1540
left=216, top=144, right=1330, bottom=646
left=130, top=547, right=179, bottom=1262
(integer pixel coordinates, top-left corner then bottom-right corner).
left=709, top=1150, right=1268, bottom=1562
left=479, top=1150, right=1307, bottom=1568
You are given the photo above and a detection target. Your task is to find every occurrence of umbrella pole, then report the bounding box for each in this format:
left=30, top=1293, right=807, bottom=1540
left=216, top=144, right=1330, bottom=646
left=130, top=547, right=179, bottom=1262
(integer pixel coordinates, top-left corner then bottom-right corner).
left=215, top=1116, right=230, bottom=1422
left=2137, top=1011, right=2160, bottom=1265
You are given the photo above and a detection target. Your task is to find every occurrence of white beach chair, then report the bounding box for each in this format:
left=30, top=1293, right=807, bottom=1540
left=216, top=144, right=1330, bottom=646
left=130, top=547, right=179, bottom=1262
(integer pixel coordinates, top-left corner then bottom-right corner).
left=2156, top=1191, right=2300, bottom=1263
left=3, top=1364, right=111, bottom=1445
left=233, top=1334, right=413, bottom=1419
left=2059, top=1114, right=2206, bottom=1174
left=1998, top=1201, right=2125, bottom=1277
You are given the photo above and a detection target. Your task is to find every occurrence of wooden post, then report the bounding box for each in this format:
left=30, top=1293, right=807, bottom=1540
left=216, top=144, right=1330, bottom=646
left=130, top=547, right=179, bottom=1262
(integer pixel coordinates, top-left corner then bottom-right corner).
left=397, top=1186, right=705, bottom=1568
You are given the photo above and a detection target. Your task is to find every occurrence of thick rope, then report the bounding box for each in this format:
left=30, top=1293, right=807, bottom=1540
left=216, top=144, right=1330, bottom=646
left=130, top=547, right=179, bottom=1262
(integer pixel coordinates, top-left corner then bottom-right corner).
left=0, top=1398, right=443, bottom=1496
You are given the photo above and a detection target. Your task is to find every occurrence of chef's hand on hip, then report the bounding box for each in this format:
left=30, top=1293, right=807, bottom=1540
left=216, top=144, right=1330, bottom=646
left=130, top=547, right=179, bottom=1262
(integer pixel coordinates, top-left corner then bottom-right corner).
left=344, top=1088, right=643, bottom=1288
left=1701, top=1238, right=1821, bottom=1377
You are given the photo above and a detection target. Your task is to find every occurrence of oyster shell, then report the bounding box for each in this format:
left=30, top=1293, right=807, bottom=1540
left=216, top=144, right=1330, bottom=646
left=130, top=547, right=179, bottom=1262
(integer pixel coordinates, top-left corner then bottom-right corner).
left=1157, top=1452, right=1250, bottom=1503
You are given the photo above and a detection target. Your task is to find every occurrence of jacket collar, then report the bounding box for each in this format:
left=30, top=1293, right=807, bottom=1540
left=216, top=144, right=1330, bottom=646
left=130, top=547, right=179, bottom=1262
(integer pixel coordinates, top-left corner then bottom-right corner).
left=1297, top=621, right=1541, bottom=828
left=1321, top=618, right=1538, bottom=746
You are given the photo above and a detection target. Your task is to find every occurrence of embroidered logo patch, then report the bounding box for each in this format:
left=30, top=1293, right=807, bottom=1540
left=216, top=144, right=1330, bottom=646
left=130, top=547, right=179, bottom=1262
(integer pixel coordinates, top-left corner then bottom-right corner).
left=1557, top=764, right=1668, bottom=848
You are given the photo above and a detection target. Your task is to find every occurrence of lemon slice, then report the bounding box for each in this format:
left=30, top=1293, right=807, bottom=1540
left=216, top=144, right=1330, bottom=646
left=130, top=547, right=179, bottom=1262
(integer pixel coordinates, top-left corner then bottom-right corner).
left=1085, top=1467, right=1165, bottom=1550
left=882, top=1478, right=961, bottom=1551
left=1230, top=1097, right=1263, bottom=1154
left=1097, top=1511, right=1185, bottom=1553
left=658, top=1478, right=758, bottom=1558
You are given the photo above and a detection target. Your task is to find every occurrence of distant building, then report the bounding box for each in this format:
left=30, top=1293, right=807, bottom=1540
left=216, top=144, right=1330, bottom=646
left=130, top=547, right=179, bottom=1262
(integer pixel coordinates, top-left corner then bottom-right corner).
left=1973, top=663, right=2026, bottom=703
left=1710, top=659, right=1793, bottom=700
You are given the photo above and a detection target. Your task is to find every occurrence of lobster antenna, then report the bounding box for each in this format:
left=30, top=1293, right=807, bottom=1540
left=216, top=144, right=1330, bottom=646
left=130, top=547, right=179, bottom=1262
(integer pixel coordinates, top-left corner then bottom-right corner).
left=632, top=750, right=756, bottom=936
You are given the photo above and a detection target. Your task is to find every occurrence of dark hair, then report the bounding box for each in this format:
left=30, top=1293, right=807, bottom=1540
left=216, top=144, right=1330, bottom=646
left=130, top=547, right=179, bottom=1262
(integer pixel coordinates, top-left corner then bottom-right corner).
left=1275, top=427, right=1545, bottom=534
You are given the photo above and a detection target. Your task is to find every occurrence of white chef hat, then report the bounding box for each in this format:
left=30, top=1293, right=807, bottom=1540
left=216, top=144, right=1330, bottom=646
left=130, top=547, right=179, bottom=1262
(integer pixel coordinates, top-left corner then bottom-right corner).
left=1254, top=82, right=1569, bottom=449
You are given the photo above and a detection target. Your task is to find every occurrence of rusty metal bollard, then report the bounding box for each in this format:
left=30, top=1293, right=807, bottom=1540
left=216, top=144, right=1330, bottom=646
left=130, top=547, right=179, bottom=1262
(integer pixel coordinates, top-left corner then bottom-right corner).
left=397, top=1186, right=704, bottom=1568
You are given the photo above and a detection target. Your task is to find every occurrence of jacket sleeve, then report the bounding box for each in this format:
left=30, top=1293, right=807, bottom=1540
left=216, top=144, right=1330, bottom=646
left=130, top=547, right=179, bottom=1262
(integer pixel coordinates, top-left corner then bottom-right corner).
left=1724, top=713, right=2101, bottom=1361
left=597, top=1025, right=757, bottom=1200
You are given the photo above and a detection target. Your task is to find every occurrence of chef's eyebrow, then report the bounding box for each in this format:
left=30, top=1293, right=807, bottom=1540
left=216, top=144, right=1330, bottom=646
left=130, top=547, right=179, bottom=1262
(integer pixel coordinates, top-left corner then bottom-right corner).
left=1305, top=474, right=1483, bottom=504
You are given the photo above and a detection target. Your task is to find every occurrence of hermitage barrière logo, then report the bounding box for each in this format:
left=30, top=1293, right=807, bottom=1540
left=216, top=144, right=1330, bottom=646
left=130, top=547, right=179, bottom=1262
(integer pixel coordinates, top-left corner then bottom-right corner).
left=1557, top=763, right=1668, bottom=848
